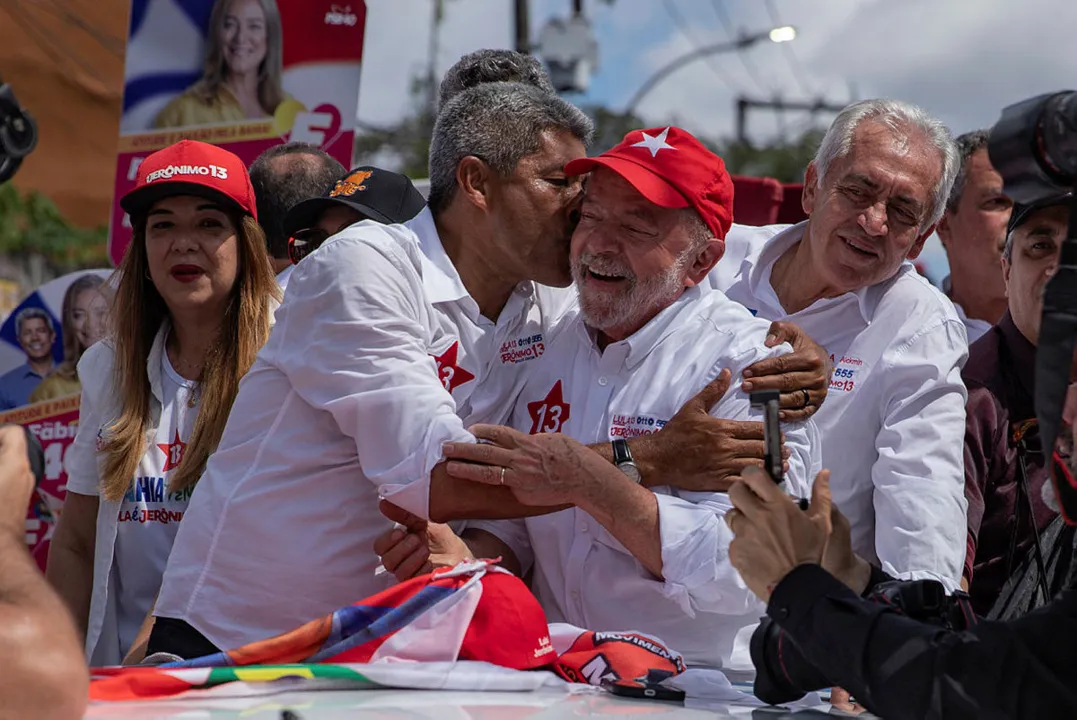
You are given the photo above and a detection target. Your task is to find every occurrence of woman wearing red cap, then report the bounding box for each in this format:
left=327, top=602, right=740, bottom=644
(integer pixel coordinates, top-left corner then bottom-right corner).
left=47, top=140, right=279, bottom=666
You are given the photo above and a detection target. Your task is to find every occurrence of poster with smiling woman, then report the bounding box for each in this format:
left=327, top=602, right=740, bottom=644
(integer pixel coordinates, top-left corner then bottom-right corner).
left=0, top=270, right=113, bottom=571
left=109, top=0, right=367, bottom=265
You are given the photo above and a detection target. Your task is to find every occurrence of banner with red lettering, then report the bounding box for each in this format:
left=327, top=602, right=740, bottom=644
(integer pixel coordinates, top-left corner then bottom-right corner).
left=110, top=0, right=368, bottom=265
left=0, top=270, right=113, bottom=571
left=0, top=395, right=80, bottom=572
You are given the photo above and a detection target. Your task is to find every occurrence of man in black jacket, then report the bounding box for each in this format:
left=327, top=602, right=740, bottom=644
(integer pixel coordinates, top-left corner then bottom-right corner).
left=963, top=196, right=1070, bottom=613
left=724, top=455, right=1077, bottom=719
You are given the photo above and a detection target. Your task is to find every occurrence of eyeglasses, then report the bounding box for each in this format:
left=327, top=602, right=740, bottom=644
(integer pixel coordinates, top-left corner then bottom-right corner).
left=287, top=227, right=330, bottom=265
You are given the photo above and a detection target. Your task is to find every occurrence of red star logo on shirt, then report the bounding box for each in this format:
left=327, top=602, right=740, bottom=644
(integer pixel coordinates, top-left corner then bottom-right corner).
left=431, top=341, right=475, bottom=394
left=528, top=380, right=571, bottom=435
left=157, top=430, right=187, bottom=472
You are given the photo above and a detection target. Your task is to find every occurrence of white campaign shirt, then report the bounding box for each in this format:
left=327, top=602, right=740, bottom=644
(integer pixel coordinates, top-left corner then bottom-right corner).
left=276, top=264, right=295, bottom=295
left=707, top=222, right=969, bottom=590
left=471, top=286, right=821, bottom=670
left=112, top=354, right=196, bottom=654
left=65, top=323, right=195, bottom=666
left=155, top=209, right=567, bottom=651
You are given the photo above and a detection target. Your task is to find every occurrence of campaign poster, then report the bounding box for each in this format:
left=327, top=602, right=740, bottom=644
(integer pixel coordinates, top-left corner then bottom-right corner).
left=0, top=270, right=113, bottom=570
left=110, top=0, right=367, bottom=266
left=2, top=396, right=81, bottom=572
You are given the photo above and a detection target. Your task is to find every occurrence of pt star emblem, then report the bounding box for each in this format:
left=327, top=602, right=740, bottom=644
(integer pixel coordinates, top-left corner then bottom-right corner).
left=157, top=430, right=187, bottom=472
left=631, top=127, right=676, bottom=157
left=431, top=341, right=475, bottom=393
left=528, top=380, right=571, bottom=434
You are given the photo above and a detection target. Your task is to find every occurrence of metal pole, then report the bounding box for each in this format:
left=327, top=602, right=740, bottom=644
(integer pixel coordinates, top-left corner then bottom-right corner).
left=572, top=0, right=583, bottom=16
left=737, top=97, right=748, bottom=145
left=514, top=0, right=530, bottom=53
left=624, top=34, right=767, bottom=116
left=425, top=0, right=448, bottom=112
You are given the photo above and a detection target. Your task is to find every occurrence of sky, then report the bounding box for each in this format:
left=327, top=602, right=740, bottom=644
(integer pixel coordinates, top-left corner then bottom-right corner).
left=355, top=0, right=1076, bottom=279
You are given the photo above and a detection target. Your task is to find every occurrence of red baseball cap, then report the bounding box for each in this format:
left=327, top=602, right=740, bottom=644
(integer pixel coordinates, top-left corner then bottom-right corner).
left=564, top=126, right=734, bottom=240
left=121, top=139, right=258, bottom=221
left=456, top=566, right=556, bottom=670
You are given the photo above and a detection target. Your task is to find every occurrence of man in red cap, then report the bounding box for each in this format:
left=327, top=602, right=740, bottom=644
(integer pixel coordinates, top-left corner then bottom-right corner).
left=382, top=127, right=822, bottom=670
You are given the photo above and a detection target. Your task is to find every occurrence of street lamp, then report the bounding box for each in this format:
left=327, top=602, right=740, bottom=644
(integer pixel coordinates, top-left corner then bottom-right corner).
left=769, top=26, right=797, bottom=43
left=624, top=27, right=798, bottom=116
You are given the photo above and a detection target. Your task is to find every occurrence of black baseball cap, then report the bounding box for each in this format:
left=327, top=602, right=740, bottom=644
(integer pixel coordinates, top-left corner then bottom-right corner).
left=283, top=166, right=426, bottom=236
left=1008, top=193, right=1072, bottom=234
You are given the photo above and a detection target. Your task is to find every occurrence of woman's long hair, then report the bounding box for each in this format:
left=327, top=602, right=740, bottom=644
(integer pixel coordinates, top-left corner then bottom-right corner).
left=99, top=212, right=280, bottom=502
left=52, top=274, right=107, bottom=384
left=194, top=0, right=285, bottom=116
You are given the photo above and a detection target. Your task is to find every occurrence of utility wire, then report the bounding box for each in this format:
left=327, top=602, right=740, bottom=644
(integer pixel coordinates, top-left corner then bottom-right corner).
left=709, top=0, right=773, bottom=93
left=660, top=0, right=748, bottom=95
left=763, top=0, right=815, bottom=96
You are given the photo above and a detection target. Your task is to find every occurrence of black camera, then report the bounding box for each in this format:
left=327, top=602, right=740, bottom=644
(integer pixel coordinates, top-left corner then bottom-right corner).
left=749, top=579, right=977, bottom=706
left=989, top=91, right=1077, bottom=526
left=0, top=80, right=38, bottom=185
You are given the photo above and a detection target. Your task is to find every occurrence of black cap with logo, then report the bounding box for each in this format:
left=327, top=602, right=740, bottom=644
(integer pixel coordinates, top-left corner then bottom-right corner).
left=1008, top=193, right=1073, bottom=234
left=283, top=166, right=427, bottom=237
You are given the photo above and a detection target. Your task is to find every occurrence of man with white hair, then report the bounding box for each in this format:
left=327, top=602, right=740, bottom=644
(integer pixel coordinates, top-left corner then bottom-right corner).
left=380, top=127, right=821, bottom=670
left=709, top=99, right=969, bottom=590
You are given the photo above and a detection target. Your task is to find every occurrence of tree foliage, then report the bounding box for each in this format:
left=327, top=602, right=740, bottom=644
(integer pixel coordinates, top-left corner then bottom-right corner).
left=720, top=128, right=824, bottom=184
left=0, top=183, right=109, bottom=273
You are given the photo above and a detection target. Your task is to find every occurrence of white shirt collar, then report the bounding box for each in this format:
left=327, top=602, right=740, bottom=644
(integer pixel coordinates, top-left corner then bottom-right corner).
left=751, top=221, right=880, bottom=323
left=407, top=207, right=470, bottom=306
left=578, top=285, right=706, bottom=370
left=408, top=206, right=537, bottom=316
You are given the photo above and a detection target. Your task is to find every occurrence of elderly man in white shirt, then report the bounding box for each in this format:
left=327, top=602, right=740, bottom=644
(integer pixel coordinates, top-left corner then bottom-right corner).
left=378, top=127, right=821, bottom=670
left=147, top=75, right=823, bottom=657
left=708, top=99, right=969, bottom=591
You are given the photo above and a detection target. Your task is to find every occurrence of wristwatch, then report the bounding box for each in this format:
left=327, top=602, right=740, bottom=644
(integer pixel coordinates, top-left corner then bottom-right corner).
left=611, top=438, right=642, bottom=484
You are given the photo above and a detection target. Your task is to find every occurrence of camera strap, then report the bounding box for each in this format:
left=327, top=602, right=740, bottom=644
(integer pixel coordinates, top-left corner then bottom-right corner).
left=1013, top=427, right=1051, bottom=603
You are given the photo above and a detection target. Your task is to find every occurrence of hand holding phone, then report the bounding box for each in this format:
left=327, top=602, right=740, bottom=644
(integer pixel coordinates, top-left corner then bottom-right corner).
left=749, top=390, right=808, bottom=510
left=749, top=390, right=784, bottom=484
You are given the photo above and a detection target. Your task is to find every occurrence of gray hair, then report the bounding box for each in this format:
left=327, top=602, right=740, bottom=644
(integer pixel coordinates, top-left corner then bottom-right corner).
left=946, top=129, right=991, bottom=212
left=438, top=49, right=556, bottom=110
left=813, top=99, right=959, bottom=227
left=680, top=208, right=714, bottom=250
left=15, top=307, right=54, bottom=336
left=428, top=82, right=594, bottom=214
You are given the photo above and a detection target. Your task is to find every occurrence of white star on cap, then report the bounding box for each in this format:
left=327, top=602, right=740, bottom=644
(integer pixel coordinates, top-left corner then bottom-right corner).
left=631, top=127, right=676, bottom=157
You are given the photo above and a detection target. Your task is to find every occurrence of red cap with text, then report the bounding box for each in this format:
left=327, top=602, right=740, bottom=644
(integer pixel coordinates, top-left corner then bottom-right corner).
left=120, top=139, right=258, bottom=220
left=564, top=126, right=734, bottom=240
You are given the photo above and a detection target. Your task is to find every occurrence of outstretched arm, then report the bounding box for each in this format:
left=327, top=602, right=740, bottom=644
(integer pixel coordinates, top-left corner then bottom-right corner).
left=0, top=425, right=88, bottom=720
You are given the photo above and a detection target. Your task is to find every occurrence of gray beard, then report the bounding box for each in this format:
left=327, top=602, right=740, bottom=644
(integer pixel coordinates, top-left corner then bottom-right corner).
left=573, top=253, right=691, bottom=334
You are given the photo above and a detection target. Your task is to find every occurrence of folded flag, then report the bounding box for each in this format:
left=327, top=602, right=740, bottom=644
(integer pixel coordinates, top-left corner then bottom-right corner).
left=91, top=559, right=688, bottom=703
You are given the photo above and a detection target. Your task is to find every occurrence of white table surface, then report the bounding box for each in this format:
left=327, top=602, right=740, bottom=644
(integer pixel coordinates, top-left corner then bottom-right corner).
left=84, top=686, right=865, bottom=719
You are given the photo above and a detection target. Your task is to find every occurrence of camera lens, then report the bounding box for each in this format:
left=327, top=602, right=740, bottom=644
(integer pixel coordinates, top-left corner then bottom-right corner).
left=1, top=109, right=37, bottom=159
left=1042, top=92, right=1077, bottom=180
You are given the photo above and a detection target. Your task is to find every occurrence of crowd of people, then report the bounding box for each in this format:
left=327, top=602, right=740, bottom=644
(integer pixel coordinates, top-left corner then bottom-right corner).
left=2, top=48, right=1074, bottom=718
